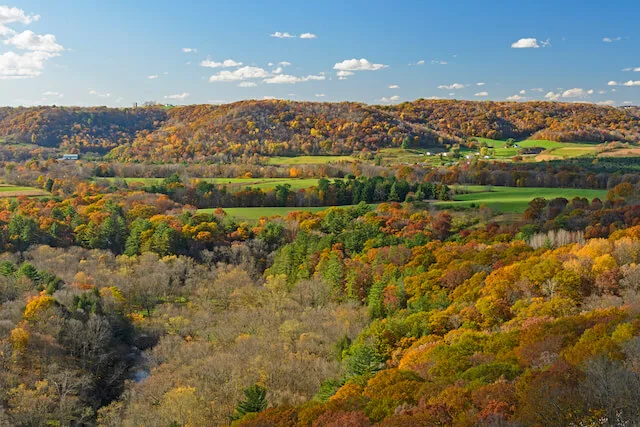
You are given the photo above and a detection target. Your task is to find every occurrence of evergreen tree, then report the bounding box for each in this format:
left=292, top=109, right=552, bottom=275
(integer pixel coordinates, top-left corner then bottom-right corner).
left=233, top=384, right=268, bottom=420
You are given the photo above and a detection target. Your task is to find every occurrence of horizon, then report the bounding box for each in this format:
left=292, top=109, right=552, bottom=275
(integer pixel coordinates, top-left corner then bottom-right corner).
left=0, top=1, right=639, bottom=108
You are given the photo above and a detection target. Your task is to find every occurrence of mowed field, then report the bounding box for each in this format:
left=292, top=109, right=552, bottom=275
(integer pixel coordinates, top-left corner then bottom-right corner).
left=0, top=184, right=48, bottom=198
left=198, top=204, right=375, bottom=221
left=437, top=185, right=608, bottom=212
left=266, top=155, right=355, bottom=165
left=97, top=177, right=327, bottom=191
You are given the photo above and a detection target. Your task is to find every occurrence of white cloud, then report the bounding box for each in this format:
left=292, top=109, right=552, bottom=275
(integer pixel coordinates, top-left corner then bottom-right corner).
left=271, top=67, right=283, bottom=74
left=270, top=31, right=295, bottom=38
left=334, top=58, right=388, bottom=71
left=278, top=61, right=291, bottom=67
left=0, top=51, right=59, bottom=79
left=545, top=91, right=560, bottom=101
left=597, top=100, right=616, bottom=106
left=4, top=30, right=63, bottom=52
left=299, top=33, right=317, bottom=39
left=182, top=47, right=197, bottom=53
left=511, top=38, right=549, bottom=48
left=89, top=89, right=110, bottom=98
left=519, top=89, right=526, bottom=94
left=438, top=83, right=465, bottom=90
left=623, top=80, right=640, bottom=87
left=561, top=88, right=589, bottom=98
left=263, top=73, right=325, bottom=84
left=476, top=82, right=486, bottom=86
left=530, top=88, right=544, bottom=92
left=424, top=96, right=442, bottom=100
left=315, top=93, right=325, bottom=97
left=42, top=91, right=62, bottom=97
left=608, top=81, right=619, bottom=86
left=430, top=59, right=447, bottom=65
left=336, top=70, right=353, bottom=80
left=603, top=37, right=621, bottom=43
left=416, top=59, right=425, bottom=65
left=209, top=66, right=269, bottom=82
left=148, top=75, right=158, bottom=79
left=622, top=67, right=640, bottom=72
left=380, top=95, right=401, bottom=103
left=238, top=81, right=257, bottom=88
left=598, top=90, right=607, bottom=94
left=506, top=94, right=525, bottom=101
left=0, top=6, right=39, bottom=24
left=263, top=96, right=278, bottom=100
left=164, top=92, right=190, bottom=100
left=474, top=91, right=488, bottom=97
left=200, top=59, right=243, bottom=68
left=388, top=84, right=399, bottom=89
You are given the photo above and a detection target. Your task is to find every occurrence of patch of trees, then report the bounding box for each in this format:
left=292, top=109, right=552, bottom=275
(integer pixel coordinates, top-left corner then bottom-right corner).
left=139, top=174, right=451, bottom=208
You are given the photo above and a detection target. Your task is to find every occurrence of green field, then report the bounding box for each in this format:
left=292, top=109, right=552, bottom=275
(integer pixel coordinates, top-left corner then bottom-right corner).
left=266, top=155, right=355, bottom=165
left=0, top=184, right=48, bottom=197
left=437, top=185, right=608, bottom=212
left=97, top=177, right=328, bottom=191
left=198, top=204, right=374, bottom=221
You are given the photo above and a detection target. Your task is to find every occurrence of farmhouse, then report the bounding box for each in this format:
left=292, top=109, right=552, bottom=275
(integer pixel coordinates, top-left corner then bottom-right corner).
left=58, top=154, right=79, bottom=161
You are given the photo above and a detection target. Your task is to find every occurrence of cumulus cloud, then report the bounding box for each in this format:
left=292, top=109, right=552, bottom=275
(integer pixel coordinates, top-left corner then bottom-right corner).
left=474, top=91, right=488, bottom=97
left=0, top=8, right=63, bottom=80
left=507, top=94, right=526, bottom=101
left=0, top=51, right=58, bottom=79
left=270, top=31, right=295, bottom=38
left=182, top=47, right=197, bottom=53
left=299, top=33, right=317, bottom=39
left=416, top=59, right=425, bottom=65
left=334, top=58, right=388, bottom=71
left=511, top=38, right=550, bottom=48
left=608, top=80, right=640, bottom=87
left=0, top=6, right=39, bottom=25
left=388, top=84, right=399, bottom=89
left=597, top=100, right=616, bottom=106
left=4, top=30, right=63, bottom=52
left=544, top=88, right=593, bottom=101
left=336, top=70, right=353, bottom=80
left=278, top=61, right=291, bottom=67
left=238, top=82, right=257, bottom=88
left=380, top=95, right=401, bottom=103
left=164, top=92, right=190, bottom=100
left=89, top=89, right=110, bottom=98
left=208, top=66, right=270, bottom=82
left=603, top=37, right=621, bottom=43
left=263, top=73, right=325, bottom=84
left=476, top=82, right=486, bottom=86
left=519, top=89, right=526, bottom=94
left=438, top=83, right=465, bottom=90
left=561, top=88, right=589, bottom=98
left=200, top=59, right=243, bottom=68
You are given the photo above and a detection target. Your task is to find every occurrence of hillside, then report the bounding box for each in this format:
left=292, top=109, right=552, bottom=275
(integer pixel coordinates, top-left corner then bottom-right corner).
left=0, top=100, right=638, bottom=161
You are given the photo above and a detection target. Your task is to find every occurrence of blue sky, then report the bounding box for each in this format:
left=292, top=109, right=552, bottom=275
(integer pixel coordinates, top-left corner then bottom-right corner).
left=0, top=0, right=639, bottom=107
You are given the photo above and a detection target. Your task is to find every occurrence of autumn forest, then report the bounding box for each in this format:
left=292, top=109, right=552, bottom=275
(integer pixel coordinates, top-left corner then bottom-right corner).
left=1, top=99, right=640, bottom=427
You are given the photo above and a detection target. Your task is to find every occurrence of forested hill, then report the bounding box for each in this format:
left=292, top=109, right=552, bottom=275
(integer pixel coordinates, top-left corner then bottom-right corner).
left=0, top=100, right=639, bottom=161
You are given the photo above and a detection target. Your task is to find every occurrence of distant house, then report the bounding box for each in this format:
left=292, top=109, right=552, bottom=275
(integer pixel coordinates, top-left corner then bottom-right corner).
left=58, top=154, right=79, bottom=161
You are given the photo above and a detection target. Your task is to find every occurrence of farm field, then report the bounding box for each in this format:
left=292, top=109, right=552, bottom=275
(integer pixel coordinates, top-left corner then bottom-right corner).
left=198, top=204, right=376, bottom=221
left=266, top=155, right=355, bottom=165
left=97, top=177, right=329, bottom=191
left=0, top=184, right=48, bottom=198
left=437, top=185, right=608, bottom=213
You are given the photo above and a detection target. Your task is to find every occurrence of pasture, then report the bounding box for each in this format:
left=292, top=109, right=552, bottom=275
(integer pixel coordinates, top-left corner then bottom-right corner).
left=437, top=185, right=608, bottom=213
